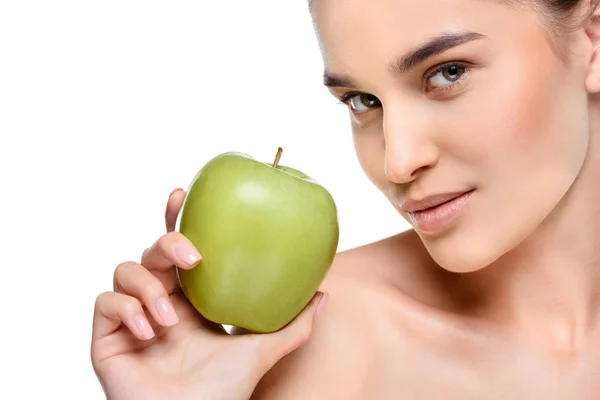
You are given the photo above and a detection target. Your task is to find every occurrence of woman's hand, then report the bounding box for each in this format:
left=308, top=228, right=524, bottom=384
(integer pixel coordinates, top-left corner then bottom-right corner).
left=91, top=188, right=328, bottom=400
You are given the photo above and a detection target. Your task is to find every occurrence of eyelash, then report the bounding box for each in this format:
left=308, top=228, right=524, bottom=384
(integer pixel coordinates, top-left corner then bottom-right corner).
left=423, top=61, right=469, bottom=91
left=338, top=61, right=470, bottom=109
left=338, top=91, right=364, bottom=106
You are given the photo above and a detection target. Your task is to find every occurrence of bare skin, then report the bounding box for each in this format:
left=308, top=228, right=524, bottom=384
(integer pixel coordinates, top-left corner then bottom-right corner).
left=254, top=232, right=600, bottom=399
left=254, top=0, right=600, bottom=398
left=92, top=0, right=600, bottom=398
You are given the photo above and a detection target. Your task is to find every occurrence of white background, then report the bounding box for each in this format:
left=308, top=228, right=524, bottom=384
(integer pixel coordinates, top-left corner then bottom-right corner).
left=0, top=1, right=408, bottom=398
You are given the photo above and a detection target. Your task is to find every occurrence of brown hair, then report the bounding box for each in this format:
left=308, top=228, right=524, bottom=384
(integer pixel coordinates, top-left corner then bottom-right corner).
left=516, top=0, right=599, bottom=60
left=524, top=0, right=595, bottom=31
left=308, top=0, right=598, bottom=60
left=308, top=0, right=596, bottom=31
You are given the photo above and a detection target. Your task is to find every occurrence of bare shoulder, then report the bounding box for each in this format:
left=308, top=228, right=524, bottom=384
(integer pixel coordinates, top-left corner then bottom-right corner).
left=251, top=230, right=429, bottom=399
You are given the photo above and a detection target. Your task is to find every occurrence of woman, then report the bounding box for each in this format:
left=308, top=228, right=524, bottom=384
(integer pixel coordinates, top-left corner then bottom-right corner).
left=91, top=0, right=600, bottom=398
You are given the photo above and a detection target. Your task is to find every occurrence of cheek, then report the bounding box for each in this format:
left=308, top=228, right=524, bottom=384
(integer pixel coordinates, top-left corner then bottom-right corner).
left=462, top=50, right=587, bottom=177
left=421, top=39, right=591, bottom=272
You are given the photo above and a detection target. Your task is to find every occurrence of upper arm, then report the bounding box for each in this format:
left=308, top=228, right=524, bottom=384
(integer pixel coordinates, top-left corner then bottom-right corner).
left=251, top=285, right=350, bottom=400
left=250, top=250, right=374, bottom=400
left=250, top=277, right=360, bottom=399
left=251, top=343, right=335, bottom=399
left=250, top=310, right=344, bottom=400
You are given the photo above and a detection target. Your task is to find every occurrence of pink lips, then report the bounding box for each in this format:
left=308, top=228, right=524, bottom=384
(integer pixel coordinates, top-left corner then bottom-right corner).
left=400, top=190, right=474, bottom=233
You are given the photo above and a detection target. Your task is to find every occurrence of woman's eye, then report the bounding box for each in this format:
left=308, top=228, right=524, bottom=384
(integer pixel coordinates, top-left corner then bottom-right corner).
left=428, top=64, right=466, bottom=89
left=347, top=93, right=381, bottom=112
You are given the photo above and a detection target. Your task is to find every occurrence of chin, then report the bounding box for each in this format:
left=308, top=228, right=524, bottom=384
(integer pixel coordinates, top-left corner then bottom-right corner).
left=396, top=176, right=577, bottom=273
left=413, top=217, right=533, bottom=274
left=427, top=243, right=501, bottom=273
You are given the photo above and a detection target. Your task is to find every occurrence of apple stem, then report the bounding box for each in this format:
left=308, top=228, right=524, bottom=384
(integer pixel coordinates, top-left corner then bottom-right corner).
left=272, top=147, right=283, bottom=168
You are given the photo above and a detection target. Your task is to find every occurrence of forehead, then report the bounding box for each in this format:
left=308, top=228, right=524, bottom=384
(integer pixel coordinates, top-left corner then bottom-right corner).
left=311, top=0, right=538, bottom=71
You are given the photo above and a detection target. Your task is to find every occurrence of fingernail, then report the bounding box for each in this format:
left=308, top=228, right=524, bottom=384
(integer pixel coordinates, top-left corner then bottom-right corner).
left=156, top=297, right=179, bottom=326
left=175, top=241, right=202, bottom=266
left=134, top=314, right=155, bottom=339
left=316, top=292, right=328, bottom=316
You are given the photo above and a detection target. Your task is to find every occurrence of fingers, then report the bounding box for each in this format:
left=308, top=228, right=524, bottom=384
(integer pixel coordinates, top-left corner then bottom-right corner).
left=141, top=231, right=202, bottom=271
left=253, top=291, right=328, bottom=370
left=136, top=188, right=200, bottom=293
left=113, top=261, right=179, bottom=328
left=93, top=188, right=196, bottom=345
left=93, top=291, right=156, bottom=342
left=165, top=188, right=186, bottom=232
left=138, top=231, right=202, bottom=293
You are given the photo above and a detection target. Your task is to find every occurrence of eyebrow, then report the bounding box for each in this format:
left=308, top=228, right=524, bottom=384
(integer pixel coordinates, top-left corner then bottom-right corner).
left=323, top=31, right=485, bottom=88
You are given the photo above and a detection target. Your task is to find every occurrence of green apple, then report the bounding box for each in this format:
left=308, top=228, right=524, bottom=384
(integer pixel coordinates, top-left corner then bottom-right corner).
left=176, top=148, right=339, bottom=333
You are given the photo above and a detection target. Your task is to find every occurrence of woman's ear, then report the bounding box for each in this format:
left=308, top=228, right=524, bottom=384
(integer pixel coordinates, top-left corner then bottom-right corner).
left=584, top=0, right=600, bottom=93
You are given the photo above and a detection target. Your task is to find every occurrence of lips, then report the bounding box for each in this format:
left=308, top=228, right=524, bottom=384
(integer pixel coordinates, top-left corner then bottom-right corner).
left=399, top=190, right=475, bottom=233
left=401, top=190, right=474, bottom=213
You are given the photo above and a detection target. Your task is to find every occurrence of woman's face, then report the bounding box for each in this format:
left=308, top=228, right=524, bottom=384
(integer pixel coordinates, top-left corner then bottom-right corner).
left=312, top=0, right=595, bottom=272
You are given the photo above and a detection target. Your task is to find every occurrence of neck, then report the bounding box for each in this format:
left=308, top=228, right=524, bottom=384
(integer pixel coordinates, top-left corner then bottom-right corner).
left=463, top=100, right=600, bottom=352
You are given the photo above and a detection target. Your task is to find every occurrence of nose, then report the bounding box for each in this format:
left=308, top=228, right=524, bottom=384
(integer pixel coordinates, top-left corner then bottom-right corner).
left=383, top=109, right=440, bottom=184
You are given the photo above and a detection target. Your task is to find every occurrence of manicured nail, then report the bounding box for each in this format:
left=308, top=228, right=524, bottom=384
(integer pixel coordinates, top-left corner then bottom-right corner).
left=134, top=314, right=155, bottom=339
left=156, top=297, right=179, bottom=326
left=316, top=292, right=328, bottom=316
left=174, top=241, right=202, bottom=266
left=170, top=188, right=183, bottom=198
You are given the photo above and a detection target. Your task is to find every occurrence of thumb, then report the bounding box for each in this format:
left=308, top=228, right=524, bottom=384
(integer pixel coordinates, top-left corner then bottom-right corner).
left=165, top=188, right=186, bottom=232
left=254, top=291, right=328, bottom=371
